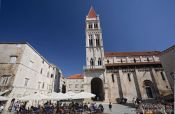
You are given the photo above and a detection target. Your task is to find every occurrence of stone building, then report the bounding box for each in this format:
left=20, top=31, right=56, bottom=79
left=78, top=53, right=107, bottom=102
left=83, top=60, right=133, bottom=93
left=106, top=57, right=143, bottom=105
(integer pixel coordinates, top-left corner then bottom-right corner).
left=60, top=76, right=66, bottom=93
left=0, top=42, right=61, bottom=99
left=81, top=7, right=173, bottom=103
left=66, top=74, right=84, bottom=93
left=53, top=67, right=63, bottom=93
left=159, top=45, right=175, bottom=92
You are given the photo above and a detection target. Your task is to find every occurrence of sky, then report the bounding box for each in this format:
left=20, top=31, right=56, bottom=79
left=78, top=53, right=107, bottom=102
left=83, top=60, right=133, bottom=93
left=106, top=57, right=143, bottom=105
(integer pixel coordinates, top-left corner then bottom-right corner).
left=0, top=0, right=175, bottom=76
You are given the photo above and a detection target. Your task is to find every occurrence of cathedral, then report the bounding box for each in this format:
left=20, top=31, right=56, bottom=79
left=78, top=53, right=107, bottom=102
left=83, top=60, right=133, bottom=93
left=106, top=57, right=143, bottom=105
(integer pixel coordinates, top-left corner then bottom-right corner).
left=66, top=7, right=173, bottom=103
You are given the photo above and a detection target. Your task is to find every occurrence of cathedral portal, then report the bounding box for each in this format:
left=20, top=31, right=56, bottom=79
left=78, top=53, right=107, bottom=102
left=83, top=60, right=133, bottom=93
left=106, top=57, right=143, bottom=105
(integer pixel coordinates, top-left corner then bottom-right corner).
left=91, top=78, right=105, bottom=101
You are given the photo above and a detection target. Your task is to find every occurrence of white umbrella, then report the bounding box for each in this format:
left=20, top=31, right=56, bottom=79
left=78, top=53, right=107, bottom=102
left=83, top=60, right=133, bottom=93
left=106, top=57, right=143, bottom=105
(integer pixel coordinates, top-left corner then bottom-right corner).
left=65, top=91, right=76, bottom=97
left=0, top=96, right=9, bottom=101
left=47, top=92, right=69, bottom=100
left=73, top=92, right=95, bottom=99
left=19, top=92, right=48, bottom=101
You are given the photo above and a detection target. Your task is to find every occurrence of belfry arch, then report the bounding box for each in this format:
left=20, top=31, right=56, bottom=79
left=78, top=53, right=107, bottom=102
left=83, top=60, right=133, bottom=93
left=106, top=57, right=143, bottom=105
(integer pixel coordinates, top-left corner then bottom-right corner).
left=91, top=78, right=105, bottom=101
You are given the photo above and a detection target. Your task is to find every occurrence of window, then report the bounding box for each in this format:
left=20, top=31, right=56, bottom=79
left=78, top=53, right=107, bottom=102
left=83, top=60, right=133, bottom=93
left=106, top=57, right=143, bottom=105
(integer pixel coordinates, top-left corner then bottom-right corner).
left=10, top=56, right=17, bottom=63
left=107, top=60, right=109, bottom=63
left=69, top=84, right=72, bottom=88
left=42, top=83, right=45, bottom=89
left=160, top=72, right=166, bottom=81
left=89, top=34, right=93, bottom=39
left=134, top=58, right=136, bottom=63
left=96, top=38, right=100, bottom=46
left=112, top=74, right=115, bottom=83
left=24, top=78, right=29, bottom=87
left=0, top=75, right=11, bottom=85
left=98, top=58, right=102, bottom=66
left=128, top=73, right=131, bottom=82
left=81, top=85, right=83, bottom=88
left=51, top=74, right=54, bottom=78
left=89, top=24, right=93, bottom=29
left=94, top=23, right=98, bottom=28
left=89, top=35, right=93, bottom=46
left=121, top=59, right=123, bottom=63
left=147, top=58, right=150, bottom=62
left=95, top=34, right=100, bottom=46
left=90, top=58, right=94, bottom=66
left=40, top=68, right=43, bottom=74
left=89, top=39, right=93, bottom=46
left=75, top=84, right=78, bottom=88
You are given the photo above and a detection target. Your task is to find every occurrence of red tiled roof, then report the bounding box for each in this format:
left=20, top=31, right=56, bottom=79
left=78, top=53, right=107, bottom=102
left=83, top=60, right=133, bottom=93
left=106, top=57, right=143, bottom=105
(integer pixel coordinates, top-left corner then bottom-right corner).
left=105, top=51, right=161, bottom=57
left=88, top=6, right=97, bottom=18
left=67, top=74, right=84, bottom=79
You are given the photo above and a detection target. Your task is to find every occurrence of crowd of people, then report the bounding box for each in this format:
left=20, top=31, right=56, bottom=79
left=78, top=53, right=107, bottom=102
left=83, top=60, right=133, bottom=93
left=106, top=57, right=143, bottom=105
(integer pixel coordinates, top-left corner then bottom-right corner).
left=6, top=101, right=104, bottom=114
left=131, top=97, right=174, bottom=114
left=136, top=103, right=174, bottom=114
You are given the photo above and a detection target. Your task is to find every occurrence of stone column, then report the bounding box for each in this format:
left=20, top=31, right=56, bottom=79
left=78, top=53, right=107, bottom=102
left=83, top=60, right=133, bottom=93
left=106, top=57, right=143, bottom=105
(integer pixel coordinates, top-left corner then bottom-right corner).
left=150, top=68, right=160, bottom=98
left=133, top=69, right=142, bottom=99
left=117, top=70, right=123, bottom=98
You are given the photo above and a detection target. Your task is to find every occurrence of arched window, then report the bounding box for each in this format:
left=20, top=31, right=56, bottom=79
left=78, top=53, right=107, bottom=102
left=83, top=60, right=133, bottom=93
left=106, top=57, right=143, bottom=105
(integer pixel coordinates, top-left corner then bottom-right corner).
left=94, top=23, right=98, bottom=28
left=98, top=58, right=102, bottom=66
left=128, top=73, right=131, bottom=82
left=89, top=34, right=93, bottom=46
left=89, top=24, right=93, bottom=29
left=90, top=58, right=94, bottom=66
left=96, top=38, right=100, bottom=46
left=89, top=39, right=93, bottom=46
left=112, top=74, right=115, bottom=83
left=160, top=72, right=165, bottom=81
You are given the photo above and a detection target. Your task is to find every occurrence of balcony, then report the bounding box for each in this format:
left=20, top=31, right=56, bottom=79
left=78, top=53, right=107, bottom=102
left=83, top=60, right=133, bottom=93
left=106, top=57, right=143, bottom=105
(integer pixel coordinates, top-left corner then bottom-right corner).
left=83, top=65, right=105, bottom=70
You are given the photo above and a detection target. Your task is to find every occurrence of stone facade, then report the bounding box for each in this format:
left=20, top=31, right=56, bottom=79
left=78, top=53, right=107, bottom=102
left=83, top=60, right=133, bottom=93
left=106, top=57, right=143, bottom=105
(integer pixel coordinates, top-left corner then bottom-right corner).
left=82, top=7, right=173, bottom=103
left=159, top=45, right=175, bottom=92
left=65, top=74, right=84, bottom=93
left=0, top=42, right=61, bottom=99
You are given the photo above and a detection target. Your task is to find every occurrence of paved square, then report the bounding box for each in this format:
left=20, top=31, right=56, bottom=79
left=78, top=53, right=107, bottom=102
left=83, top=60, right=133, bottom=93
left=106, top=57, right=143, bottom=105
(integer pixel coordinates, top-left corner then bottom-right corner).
left=98, top=103, right=136, bottom=114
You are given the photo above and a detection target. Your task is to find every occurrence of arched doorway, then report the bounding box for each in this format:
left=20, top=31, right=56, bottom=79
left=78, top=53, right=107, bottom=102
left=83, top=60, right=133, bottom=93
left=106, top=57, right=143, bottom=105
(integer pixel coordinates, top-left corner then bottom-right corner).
left=144, top=80, right=155, bottom=98
left=91, top=78, right=104, bottom=101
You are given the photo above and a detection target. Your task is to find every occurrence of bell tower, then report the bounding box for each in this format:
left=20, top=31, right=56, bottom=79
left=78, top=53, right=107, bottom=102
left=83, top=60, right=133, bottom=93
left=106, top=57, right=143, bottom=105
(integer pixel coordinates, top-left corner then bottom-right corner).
left=85, top=6, right=105, bottom=69
left=84, top=6, right=108, bottom=102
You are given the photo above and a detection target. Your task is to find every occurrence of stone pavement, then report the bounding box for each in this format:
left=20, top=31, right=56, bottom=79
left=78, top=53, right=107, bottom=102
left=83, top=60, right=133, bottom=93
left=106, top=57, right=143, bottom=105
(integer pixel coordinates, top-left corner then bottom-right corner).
left=99, top=103, right=136, bottom=114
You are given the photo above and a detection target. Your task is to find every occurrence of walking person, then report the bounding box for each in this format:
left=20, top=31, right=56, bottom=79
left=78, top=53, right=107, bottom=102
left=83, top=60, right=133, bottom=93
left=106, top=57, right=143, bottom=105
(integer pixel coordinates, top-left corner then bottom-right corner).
left=109, top=102, right=112, bottom=112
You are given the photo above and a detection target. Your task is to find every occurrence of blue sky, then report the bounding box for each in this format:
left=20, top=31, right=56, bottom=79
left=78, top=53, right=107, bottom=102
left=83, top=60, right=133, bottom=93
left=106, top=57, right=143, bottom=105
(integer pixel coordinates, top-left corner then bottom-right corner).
left=0, top=0, right=175, bottom=76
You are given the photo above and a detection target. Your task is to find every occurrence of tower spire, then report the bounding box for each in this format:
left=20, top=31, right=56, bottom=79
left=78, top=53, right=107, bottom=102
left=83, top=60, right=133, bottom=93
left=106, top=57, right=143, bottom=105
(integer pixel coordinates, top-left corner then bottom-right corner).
left=87, top=6, right=97, bottom=18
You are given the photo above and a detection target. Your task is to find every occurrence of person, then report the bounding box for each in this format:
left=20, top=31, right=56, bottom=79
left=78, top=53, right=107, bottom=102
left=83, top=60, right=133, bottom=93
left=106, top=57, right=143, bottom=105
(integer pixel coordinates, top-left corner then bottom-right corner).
left=14, top=101, right=20, bottom=114
left=109, top=102, right=112, bottom=112
left=98, top=104, right=104, bottom=112
left=0, top=104, right=4, bottom=114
